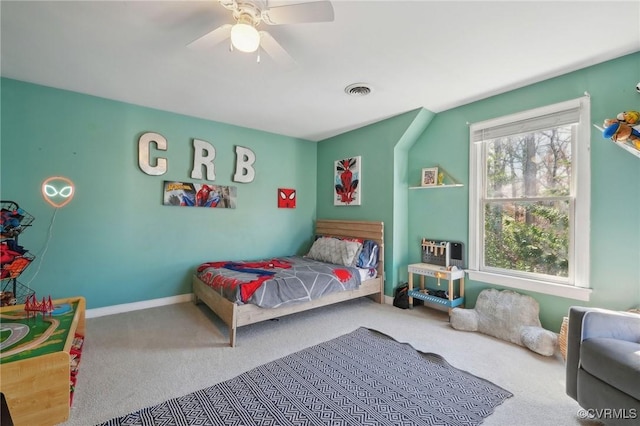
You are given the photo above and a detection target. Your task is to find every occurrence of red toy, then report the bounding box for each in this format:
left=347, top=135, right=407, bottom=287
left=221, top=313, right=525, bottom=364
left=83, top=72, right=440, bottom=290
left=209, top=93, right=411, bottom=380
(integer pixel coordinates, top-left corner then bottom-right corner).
left=24, top=294, right=54, bottom=319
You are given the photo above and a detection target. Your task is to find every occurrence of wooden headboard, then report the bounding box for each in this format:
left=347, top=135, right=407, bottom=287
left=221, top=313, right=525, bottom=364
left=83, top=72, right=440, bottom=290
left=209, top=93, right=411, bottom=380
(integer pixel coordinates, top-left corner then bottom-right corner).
left=315, top=219, right=385, bottom=278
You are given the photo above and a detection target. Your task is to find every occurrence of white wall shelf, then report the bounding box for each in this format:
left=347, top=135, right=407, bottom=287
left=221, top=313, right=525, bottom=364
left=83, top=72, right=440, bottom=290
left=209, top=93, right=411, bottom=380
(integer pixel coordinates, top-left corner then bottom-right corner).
left=593, top=123, right=640, bottom=159
left=409, top=165, right=463, bottom=189
left=409, top=184, right=463, bottom=189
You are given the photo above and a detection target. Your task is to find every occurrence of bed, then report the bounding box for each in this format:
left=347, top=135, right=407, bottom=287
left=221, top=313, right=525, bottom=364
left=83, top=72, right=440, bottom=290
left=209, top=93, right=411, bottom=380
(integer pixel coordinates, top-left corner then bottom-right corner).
left=192, top=219, right=384, bottom=347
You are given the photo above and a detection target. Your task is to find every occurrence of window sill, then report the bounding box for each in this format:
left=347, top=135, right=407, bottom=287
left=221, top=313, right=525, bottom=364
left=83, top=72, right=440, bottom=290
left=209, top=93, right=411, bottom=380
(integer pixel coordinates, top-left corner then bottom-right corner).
left=467, top=270, right=592, bottom=301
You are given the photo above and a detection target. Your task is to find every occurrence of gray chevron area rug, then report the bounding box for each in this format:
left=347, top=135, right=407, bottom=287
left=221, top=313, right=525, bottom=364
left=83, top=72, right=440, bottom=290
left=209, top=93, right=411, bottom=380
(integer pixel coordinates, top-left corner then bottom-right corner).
left=98, top=327, right=512, bottom=426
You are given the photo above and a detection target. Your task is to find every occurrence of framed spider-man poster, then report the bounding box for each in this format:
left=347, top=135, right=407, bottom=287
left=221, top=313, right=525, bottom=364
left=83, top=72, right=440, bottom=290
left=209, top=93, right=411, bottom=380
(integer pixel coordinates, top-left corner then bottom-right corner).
left=334, top=156, right=361, bottom=206
left=163, top=181, right=237, bottom=208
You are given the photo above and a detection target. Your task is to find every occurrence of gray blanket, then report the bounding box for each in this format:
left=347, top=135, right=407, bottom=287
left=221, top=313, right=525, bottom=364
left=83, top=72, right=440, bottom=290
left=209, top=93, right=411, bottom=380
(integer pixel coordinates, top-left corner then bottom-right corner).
left=196, top=256, right=362, bottom=308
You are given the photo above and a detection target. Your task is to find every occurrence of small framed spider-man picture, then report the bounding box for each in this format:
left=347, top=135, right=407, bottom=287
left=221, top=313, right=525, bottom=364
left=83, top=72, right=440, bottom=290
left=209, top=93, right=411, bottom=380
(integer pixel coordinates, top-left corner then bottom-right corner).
left=278, top=188, right=296, bottom=208
left=334, top=156, right=361, bottom=206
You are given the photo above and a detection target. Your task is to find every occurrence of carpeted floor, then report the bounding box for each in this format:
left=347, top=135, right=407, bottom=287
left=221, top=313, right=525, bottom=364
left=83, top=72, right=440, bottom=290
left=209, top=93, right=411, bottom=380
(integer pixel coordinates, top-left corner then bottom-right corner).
left=98, top=327, right=512, bottom=426
left=61, top=298, right=601, bottom=426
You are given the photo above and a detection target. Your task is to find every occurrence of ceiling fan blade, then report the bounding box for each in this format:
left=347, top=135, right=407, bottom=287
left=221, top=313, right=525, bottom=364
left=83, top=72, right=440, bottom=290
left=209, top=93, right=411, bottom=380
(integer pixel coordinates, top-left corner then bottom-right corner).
left=262, top=1, right=334, bottom=25
left=187, top=24, right=232, bottom=50
left=259, top=31, right=296, bottom=70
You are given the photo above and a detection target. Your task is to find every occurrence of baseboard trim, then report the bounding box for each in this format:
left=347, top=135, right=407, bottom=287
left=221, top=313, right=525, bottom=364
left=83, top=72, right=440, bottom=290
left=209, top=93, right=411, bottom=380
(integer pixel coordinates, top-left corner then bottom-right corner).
left=86, top=294, right=193, bottom=318
left=88, top=293, right=389, bottom=319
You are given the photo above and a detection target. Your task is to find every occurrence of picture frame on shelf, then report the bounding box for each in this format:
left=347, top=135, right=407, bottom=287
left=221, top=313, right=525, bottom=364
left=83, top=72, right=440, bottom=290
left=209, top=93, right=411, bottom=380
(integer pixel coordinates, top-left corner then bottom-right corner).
left=421, top=167, right=438, bottom=187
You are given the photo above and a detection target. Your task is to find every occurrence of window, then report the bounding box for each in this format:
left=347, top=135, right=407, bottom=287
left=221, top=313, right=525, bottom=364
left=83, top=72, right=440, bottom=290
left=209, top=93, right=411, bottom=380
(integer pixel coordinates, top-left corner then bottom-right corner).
left=468, top=97, right=592, bottom=301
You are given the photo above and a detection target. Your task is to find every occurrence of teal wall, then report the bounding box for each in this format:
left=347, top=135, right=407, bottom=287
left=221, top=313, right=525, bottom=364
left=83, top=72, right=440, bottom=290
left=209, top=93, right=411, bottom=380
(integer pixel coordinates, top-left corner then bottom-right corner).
left=1, top=78, right=317, bottom=309
left=407, top=52, right=640, bottom=331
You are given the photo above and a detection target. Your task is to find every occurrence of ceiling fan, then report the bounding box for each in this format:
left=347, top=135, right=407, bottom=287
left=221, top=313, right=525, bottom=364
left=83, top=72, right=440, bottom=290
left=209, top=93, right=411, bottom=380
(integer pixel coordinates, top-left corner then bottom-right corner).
left=187, top=0, right=334, bottom=68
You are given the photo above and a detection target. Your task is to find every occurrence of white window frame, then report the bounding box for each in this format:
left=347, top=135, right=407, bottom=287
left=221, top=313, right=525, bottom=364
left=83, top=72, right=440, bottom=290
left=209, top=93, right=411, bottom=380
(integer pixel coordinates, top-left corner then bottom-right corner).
left=468, top=97, right=592, bottom=301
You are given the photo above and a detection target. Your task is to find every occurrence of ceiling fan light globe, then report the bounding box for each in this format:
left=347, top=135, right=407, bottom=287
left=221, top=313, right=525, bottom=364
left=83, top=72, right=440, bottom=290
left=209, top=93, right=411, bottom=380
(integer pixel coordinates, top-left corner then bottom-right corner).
left=230, top=23, right=260, bottom=53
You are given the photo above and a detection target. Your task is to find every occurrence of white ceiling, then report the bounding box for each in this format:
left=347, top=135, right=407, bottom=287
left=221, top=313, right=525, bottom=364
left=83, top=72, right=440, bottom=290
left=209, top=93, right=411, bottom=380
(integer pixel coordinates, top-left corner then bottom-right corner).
left=2, top=1, right=639, bottom=141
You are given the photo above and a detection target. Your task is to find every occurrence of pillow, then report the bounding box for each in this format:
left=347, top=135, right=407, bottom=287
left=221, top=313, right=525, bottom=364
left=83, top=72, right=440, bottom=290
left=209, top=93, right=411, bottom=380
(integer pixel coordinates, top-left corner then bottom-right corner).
left=332, top=235, right=364, bottom=244
left=314, top=235, right=364, bottom=244
left=356, top=240, right=379, bottom=269
left=306, top=237, right=362, bottom=267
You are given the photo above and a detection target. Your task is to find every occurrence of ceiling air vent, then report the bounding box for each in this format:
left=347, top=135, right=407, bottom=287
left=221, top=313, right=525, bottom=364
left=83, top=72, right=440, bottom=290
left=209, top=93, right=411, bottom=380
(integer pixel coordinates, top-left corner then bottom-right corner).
left=344, top=83, right=372, bottom=96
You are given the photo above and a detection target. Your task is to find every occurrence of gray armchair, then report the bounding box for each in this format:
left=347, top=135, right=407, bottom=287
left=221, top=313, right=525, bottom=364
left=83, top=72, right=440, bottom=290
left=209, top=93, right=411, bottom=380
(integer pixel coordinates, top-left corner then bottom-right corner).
left=566, top=307, right=640, bottom=425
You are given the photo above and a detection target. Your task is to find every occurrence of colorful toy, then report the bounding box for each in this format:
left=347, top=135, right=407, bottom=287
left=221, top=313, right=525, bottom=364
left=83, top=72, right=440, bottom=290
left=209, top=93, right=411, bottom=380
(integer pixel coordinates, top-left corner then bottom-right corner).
left=602, top=109, right=640, bottom=151
left=616, top=110, right=639, bottom=125
left=24, top=294, right=54, bottom=320
left=0, top=208, right=25, bottom=237
left=0, top=291, right=16, bottom=306
left=603, top=120, right=640, bottom=150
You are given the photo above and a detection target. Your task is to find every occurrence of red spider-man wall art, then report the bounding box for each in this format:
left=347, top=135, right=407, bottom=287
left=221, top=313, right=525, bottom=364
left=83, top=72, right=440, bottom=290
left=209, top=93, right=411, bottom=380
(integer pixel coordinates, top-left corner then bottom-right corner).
left=334, top=156, right=361, bottom=206
left=278, top=188, right=296, bottom=208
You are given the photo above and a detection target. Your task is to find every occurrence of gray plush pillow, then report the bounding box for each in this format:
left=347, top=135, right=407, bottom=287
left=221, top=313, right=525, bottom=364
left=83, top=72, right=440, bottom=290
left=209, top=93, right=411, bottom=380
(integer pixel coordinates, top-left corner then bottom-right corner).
left=306, top=237, right=362, bottom=267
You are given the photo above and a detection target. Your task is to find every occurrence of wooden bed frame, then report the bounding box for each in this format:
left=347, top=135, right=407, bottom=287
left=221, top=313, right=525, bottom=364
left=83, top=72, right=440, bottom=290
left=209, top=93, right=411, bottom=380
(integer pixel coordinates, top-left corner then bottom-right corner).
left=192, top=219, right=384, bottom=347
